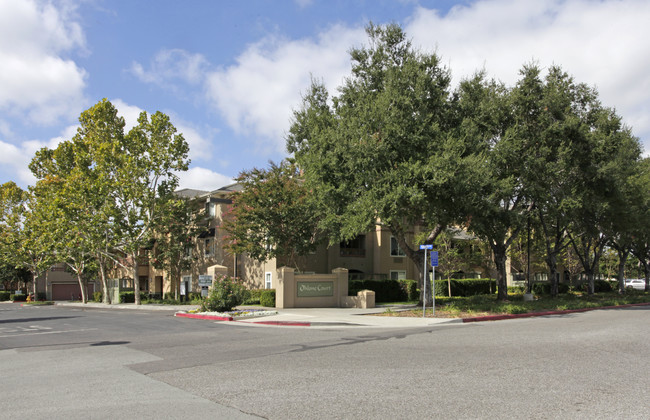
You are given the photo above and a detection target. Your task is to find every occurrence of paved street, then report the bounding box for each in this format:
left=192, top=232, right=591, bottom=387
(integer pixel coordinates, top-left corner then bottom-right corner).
left=1, top=302, right=649, bottom=419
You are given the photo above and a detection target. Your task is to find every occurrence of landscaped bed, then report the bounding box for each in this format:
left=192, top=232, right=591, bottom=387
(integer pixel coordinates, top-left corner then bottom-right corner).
left=175, top=308, right=277, bottom=321
left=376, top=291, right=650, bottom=318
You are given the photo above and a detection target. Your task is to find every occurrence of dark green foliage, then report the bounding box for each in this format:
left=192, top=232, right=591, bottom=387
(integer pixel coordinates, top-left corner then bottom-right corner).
left=244, top=289, right=264, bottom=305
left=93, top=291, right=102, bottom=302
left=0, top=291, right=11, bottom=301
left=201, top=275, right=248, bottom=312
left=11, top=293, right=27, bottom=301
left=349, top=279, right=418, bottom=302
left=119, top=291, right=135, bottom=303
left=433, top=279, right=496, bottom=297
left=532, top=282, right=570, bottom=295
left=399, top=279, right=418, bottom=301
left=260, top=289, right=276, bottom=307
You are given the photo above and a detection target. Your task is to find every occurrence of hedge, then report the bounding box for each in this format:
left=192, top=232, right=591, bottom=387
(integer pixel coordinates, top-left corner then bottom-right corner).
left=119, top=291, right=135, bottom=303
left=260, top=289, right=275, bottom=307
left=244, top=289, right=264, bottom=305
left=0, top=291, right=11, bottom=301
left=11, top=293, right=27, bottom=302
left=434, top=279, right=496, bottom=297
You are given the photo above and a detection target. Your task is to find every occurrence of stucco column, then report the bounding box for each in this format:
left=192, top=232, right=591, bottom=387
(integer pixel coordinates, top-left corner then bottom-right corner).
left=332, top=267, right=349, bottom=307
left=276, top=267, right=295, bottom=308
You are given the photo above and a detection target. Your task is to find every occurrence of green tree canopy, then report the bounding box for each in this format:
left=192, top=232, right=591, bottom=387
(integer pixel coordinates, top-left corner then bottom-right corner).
left=223, top=160, right=320, bottom=269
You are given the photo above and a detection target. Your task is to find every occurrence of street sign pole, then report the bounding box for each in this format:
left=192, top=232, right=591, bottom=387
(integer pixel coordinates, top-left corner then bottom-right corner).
left=419, top=245, right=433, bottom=318
left=423, top=248, right=427, bottom=318
left=430, top=251, right=439, bottom=316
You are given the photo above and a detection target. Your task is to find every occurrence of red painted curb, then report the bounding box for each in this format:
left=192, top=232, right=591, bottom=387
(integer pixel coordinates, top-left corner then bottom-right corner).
left=462, top=302, right=650, bottom=323
left=175, top=312, right=233, bottom=321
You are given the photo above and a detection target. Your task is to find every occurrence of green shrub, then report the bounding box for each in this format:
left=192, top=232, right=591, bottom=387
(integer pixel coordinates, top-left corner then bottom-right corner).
left=0, top=291, right=11, bottom=301
left=579, top=280, right=614, bottom=293
left=434, top=279, right=496, bottom=297
left=398, top=279, right=418, bottom=301
left=349, top=279, right=406, bottom=302
left=93, top=291, right=102, bottom=302
left=119, top=291, right=135, bottom=303
left=503, top=304, right=528, bottom=314
left=260, top=289, right=276, bottom=307
left=244, top=289, right=264, bottom=305
left=11, top=293, right=27, bottom=302
left=200, top=275, right=248, bottom=312
left=532, top=282, right=570, bottom=295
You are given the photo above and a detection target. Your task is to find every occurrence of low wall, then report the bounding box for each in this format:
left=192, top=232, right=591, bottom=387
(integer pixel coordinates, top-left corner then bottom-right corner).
left=277, top=267, right=354, bottom=308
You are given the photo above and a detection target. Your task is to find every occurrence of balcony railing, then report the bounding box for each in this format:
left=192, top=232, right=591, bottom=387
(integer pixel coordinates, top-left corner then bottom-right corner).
left=340, top=248, right=366, bottom=258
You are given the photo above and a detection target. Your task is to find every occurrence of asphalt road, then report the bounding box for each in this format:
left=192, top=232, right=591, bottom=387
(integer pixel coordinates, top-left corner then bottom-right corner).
left=1, top=303, right=648, bottom=419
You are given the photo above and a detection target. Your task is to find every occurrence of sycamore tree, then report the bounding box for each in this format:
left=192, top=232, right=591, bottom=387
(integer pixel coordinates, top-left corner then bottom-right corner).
left=29, top=99, right=190, bottom=305
left=151, top=194, right=204, bottom=300
left=223, top=160, right=320, bottom=269
left=287, top=24, right=479, bottom=305
left=109, top=105, right=190, bottom=305
left=2, top=184, right=57, bottom=300
left=0, top=182, right=44, bottom=295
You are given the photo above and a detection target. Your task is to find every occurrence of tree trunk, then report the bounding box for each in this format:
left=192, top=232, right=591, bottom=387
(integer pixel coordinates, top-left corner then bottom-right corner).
left=132, top=253, right=141, bottom=305
left=547, top=254, right=559, bottom=297
left=586, top=270, right=595, bottom=295
left=616, top=249, right=628, bottom=294
left=492, top=244, right=508, bottom=301
left=76, top=272, right=87, bottom=303
left=32, top=271, right=38, bottom=301
left=98, top=255, right=111, bottom=304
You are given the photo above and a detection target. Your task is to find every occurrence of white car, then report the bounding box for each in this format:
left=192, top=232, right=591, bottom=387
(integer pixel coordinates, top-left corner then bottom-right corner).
left=625, top=279, right=647, bottom=291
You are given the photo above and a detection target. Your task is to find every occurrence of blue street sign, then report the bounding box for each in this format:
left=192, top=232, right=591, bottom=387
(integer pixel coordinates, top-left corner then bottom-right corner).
left=430, top=251, right=439, bottom=267
left=419, top=244, right=433, bottom=250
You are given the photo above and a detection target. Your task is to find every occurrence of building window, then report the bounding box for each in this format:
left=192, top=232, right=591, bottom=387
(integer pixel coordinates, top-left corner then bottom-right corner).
left=206, top=202, right=216, bottom=218
left=340, top=235, right=366, bottom=257
left=390, top=237, right=406, bottom=257
left=205, top=238, right=214, bottom=256
left=182, top=275, right=192, bottom=295
left=265, top=272, right=272, bottom=289
left=390, top=270, right=406, bottom=280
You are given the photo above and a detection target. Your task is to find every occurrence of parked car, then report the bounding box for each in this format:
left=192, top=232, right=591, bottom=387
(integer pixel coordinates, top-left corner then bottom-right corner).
left=625, top=279, right=647, bottom=291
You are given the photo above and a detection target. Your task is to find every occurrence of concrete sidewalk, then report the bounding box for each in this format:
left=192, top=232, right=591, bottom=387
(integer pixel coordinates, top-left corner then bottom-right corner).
left=52, top=301, right=461, bottom=327
left=50, top=301, right=650, bottom=328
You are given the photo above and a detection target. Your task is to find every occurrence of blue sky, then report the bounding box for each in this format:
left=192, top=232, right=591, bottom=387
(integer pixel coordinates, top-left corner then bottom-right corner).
left=2, top=0, right=649, bottom=191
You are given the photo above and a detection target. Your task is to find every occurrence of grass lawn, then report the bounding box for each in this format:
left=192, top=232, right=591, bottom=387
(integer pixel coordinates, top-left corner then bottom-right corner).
left=379, top=290, right=650, bottom=318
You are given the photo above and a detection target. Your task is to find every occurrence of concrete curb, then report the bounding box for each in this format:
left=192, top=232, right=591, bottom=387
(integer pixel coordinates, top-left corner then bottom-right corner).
left=175, top=312, right=233, bottom=321
left=461, top=302, right=650, bottom=323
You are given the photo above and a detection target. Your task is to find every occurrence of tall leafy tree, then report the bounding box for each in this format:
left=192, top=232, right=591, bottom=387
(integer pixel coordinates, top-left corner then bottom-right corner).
left=29, top=99, right=190, bottom=305
left=566, top=104, right=640, bottom=294
left=287, top=23, right=477, bottom=305
left=629, top=157, right=650, bottom=292
left=109, top=106, right=190, bottom=304
left=223, top=160, right=320, bottom=269
left=457, top=71, right=532, bottom=301
left=151, top=195, right=204, bottom=300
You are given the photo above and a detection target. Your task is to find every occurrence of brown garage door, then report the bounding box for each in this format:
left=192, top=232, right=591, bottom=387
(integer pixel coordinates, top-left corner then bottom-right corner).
left=51, top=283, right=94, bottom=301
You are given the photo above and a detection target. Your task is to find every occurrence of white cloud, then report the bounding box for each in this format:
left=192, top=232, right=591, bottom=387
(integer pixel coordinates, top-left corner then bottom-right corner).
left=405, top=0, right=650, bottom=150
left=130, top=49, right=209, bottom=86
left=0, top=0, right=87, bottom=125
left=205, top=24, right=365, bottom=154
left=111, top=99, right=215, bottom=163
left=176, top=167, right=234, bottom=192
left=203, top=0, right=650, bottom=154
left=0, top=125, right=75, bottom=187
